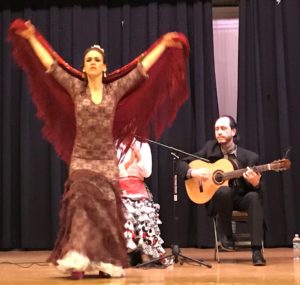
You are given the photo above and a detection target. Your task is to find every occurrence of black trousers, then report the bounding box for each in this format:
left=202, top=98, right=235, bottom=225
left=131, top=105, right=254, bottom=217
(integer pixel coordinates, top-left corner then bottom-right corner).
left=207, top=186, right=264, bottom=247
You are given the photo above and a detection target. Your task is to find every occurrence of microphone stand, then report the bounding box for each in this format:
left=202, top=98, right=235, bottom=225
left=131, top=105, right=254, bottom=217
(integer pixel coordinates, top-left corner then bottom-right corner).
left=135, top=138, right=212, bottom=268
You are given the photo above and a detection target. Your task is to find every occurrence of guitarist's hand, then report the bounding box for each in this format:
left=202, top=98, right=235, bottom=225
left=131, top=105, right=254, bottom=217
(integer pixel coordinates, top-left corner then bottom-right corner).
left=191, top=168, right=209, bottom=182
left=243, top=167, right=261, bottom=187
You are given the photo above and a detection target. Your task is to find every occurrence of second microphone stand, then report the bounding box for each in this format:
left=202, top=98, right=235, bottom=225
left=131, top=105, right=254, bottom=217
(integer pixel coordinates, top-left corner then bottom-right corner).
left=136, top=139, right=212, bottom=269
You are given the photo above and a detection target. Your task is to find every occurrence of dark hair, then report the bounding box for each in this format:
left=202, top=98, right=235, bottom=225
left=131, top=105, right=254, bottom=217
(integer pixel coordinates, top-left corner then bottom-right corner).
left=218, top=115, right=240, bottom=142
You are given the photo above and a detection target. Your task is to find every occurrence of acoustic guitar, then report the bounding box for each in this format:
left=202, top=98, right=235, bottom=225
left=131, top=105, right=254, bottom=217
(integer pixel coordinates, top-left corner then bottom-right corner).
left=185, top=158, right=291, bottom=204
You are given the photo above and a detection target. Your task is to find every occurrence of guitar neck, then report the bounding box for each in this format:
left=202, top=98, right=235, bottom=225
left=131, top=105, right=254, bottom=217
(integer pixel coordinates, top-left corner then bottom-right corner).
left=223, top=163, right=272, bottom=180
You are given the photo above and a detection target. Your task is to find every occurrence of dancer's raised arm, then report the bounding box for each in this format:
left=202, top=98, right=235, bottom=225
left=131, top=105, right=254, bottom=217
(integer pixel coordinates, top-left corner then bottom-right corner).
left=141, top=32, right=183, bottom=72
left=16, top=20, right=54, bottom=70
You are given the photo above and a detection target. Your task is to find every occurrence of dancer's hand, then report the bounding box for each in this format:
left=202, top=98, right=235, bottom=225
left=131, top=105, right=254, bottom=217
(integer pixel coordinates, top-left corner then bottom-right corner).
left=16, top=20, right=35, bottom=40
left=131, top=146, right=141, bottom=162
left=162, top=32, right=184, bottom=49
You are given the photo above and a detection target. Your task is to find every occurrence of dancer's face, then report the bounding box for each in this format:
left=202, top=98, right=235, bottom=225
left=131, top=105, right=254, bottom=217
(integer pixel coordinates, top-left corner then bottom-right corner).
left=83, top=50, right=106, bottom=78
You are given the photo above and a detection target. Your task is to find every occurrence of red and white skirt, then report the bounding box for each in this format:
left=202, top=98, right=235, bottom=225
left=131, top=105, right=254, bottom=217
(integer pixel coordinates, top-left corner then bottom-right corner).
left=119, top=178, right=165, bottom=258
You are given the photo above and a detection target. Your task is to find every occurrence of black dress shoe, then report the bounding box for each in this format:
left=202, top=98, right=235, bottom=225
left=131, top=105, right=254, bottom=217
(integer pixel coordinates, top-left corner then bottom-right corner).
left=219, top=234, right=235, bottom=251
left=252, top=249, right=266, bottom=266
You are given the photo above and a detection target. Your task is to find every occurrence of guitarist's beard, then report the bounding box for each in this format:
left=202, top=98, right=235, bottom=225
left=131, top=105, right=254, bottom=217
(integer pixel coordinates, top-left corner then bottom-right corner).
left=217, top=138, right=236, bottom=153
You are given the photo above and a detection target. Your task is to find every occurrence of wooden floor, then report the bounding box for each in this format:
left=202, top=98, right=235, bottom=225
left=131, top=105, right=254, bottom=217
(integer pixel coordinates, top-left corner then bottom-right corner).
left=0, top=248, right=299, bottom=284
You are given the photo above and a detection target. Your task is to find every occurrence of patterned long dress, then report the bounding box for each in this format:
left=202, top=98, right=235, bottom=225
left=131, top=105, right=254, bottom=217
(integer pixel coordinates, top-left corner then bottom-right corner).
left=46, top=62, right=148, bottom=277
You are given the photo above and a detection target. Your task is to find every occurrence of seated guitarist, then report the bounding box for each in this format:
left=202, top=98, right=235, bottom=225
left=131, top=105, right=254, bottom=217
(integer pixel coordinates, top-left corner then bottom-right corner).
left=176, top=115, right=266, bottom=266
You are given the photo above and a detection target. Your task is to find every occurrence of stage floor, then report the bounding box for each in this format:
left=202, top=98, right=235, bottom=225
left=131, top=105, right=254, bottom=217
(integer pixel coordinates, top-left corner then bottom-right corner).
left=0, top=247, right=299, bottom=284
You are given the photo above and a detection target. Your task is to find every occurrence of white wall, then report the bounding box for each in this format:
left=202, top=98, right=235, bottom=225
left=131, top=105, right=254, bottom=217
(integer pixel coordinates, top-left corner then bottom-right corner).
left=213, top=7, right=239, bottom=120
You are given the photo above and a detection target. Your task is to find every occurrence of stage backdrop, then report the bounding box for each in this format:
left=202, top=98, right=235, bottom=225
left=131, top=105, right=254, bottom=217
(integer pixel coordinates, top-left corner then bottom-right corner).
left=238, top=0, right=300, bottom=247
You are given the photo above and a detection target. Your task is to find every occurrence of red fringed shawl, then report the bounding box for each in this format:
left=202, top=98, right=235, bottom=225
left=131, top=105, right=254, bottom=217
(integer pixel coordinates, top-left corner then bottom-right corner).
left=7, top=18, right=190, bottom=164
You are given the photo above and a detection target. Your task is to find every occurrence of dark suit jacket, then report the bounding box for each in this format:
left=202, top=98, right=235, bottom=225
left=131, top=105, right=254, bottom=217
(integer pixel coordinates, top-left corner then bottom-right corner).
left=176, top=139, right=261, bottom=196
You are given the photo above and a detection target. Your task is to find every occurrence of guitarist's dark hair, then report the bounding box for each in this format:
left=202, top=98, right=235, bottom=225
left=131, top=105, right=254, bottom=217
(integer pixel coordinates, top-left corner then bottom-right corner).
left=219, top=115, right=240, bottom=143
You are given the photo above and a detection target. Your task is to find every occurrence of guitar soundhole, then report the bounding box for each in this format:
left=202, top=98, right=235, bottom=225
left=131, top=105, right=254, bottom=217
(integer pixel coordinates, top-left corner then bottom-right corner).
left=214, top=171, right=224, bottom=184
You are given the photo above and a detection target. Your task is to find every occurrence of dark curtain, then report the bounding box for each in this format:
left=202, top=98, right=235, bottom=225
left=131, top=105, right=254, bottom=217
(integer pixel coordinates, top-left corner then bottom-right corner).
left=0, top=0, right=218, bottom=250
left=238, top=0, right=300, bottom=246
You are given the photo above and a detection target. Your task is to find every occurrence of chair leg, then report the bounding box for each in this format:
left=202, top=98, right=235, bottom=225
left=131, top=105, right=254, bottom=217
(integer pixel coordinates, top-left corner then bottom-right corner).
left=213, top=217, right=220, bottom=263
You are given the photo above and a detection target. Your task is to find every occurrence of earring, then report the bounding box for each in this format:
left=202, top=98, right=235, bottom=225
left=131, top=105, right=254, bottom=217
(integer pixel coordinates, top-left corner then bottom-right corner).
left=103, top=70, right=107, bottom=78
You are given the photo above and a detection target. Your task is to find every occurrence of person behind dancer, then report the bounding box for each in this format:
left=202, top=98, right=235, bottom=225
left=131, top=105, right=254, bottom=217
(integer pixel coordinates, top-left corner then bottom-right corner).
left=117, top=138, right=169, bottom=266
left=176, top=115, right=266, bottom=266
left=12, top=20, right=185, bottom=279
